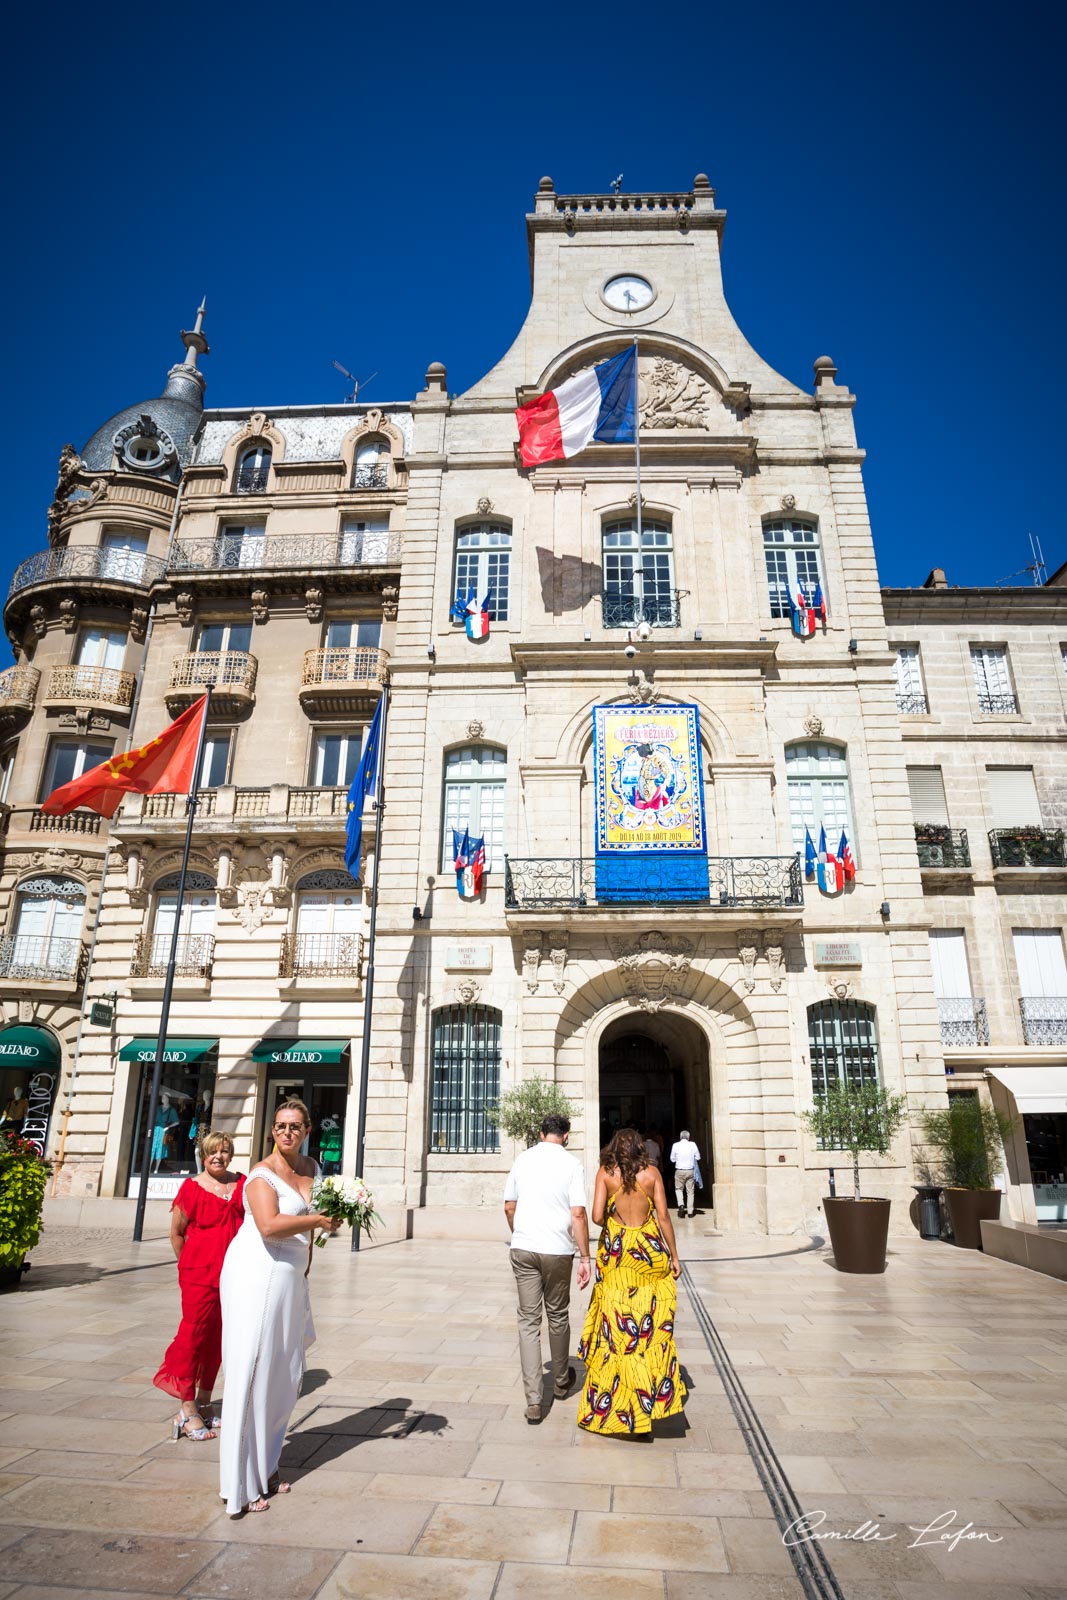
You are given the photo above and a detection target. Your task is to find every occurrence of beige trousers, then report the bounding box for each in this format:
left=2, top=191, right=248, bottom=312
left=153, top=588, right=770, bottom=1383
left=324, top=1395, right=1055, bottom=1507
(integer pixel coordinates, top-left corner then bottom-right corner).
left=510, top=1249, right=574, bottom=1406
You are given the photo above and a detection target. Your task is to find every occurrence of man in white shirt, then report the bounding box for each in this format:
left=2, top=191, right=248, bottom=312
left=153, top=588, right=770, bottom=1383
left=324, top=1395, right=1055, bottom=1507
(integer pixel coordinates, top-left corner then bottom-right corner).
left=503, top=1113, right=590, bottom=1424
left=670, top=1129, right=701, bottom=1218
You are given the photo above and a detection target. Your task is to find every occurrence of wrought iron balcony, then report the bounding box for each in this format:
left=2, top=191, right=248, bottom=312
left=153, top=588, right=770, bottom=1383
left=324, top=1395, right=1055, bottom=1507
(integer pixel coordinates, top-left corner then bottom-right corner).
left=168, top=530, right=401, bottom=574
left=600, top=590, right=681, bottom=629
left=1020, top=997, right=1067, bottom=1046
left=0, top=935, right=84, bottom=984
left=896, top=692, right=929, bottom=715
left=504, top=854, right=803, bottom=910
left=299, top=647, right=387, bottom=716
left=352, top=464, right=389, bottom=491
left=234, top=466, right=269, bottom=494
left=0, top=664, right=40, bottom=730
left=279, top=931, right=363, bottom=978
left=44, top=664, right=136, bottom=711
left=989, top=828, right=1067, bottom=869
left=977, top=692, right=1018, bottom=715
left=915, top=825, right=971, bottom=869
left=938, top=997, right=989, bottom=1047
left=8, top=545, right=166, bottom=600
left=165, top=651, right=257, bottom=716
left=133, top=931, right=215, bottom=979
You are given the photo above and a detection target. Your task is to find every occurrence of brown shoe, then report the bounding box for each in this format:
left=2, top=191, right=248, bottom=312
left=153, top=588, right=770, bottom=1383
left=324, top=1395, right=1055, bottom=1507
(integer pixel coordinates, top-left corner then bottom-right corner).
left=553, top=1366, right=577, bottom=1400
left=525, top=1403, right=543, bottom=1425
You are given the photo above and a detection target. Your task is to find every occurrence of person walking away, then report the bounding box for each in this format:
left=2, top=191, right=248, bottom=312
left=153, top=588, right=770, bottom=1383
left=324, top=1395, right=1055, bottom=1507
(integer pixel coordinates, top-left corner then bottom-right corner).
left=577, top=1127, right=686, bottom=1436
left=155, top=1131, right=245, bottom=1440
left=670, top=1129, right=701, bottom=1218
left=503, top=1113, right=591, bottom=1424
left=643, top=1130, right=660, bottom=1168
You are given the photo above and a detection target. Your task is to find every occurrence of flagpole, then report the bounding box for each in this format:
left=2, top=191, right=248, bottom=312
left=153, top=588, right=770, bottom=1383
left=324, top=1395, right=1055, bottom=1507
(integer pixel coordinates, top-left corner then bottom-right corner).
left=132, top=688, right=212, bottom=1243
left=633, top=335, right=642, bottom=620
left=352, top=675, right=390, bottom=1252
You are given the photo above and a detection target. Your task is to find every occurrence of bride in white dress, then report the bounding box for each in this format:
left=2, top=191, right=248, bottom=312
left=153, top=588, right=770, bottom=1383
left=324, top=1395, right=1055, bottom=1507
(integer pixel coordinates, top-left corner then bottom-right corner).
left=218, top=1098, right=340, bottom=1516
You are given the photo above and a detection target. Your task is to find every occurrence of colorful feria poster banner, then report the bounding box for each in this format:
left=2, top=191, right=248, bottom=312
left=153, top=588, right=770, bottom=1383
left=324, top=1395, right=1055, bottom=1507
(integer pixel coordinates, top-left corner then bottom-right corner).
left=593, top=704, right=706, bottom=854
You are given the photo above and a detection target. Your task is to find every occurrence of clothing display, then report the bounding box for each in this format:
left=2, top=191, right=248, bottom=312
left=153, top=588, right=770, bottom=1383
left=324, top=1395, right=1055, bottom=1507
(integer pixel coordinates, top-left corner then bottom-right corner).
left=153, top=1175, right=246, bottom=1403
left=152, top=1103, right=179, bottom=1163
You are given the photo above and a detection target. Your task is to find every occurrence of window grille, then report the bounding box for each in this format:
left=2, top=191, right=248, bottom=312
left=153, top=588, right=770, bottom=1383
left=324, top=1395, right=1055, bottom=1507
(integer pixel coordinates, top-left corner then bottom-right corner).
left=429, top=1005, right=501, bottom=1153
left=808, top=1000, right=880, bottom=1098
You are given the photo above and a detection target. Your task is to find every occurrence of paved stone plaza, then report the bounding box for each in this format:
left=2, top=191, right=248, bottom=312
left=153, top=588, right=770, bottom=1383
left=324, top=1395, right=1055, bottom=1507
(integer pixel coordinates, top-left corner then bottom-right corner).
left=0, top=1225, right=1063, bottom=1599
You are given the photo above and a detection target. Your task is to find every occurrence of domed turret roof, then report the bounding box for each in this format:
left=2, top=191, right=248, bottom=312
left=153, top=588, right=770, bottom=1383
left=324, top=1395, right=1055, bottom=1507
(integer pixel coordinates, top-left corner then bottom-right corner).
left=80, top=303, right=209, bottom=477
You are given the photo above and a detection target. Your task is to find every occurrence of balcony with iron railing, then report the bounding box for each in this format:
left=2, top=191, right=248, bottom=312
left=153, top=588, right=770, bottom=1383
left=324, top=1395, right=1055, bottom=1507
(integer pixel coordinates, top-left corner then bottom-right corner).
left=938, top=997, right=990, bottom=1047
left=0, top=663, right=40, bottom=731
left=132, top=931, right=215, bottom=979
left=1020, top=997, right=1067, bottom=1046
left=299, top=647, right=388, bottom=716
left=7, top=546, right=167, bottom=603
left=165, top=651, right=258, bottom=716
left=977, top=692, right=1018, bottom=715
left=234, top=466, right=269, bottom=494
left=0, top=935, right=85, bottom=986
left=167, top=530, right=401, bottom=576
left=279, top=931, right=363, bottom=979
left=600, top=590, right=681, bottom=630
left=915, top=825, right=971, bottom=870
left=352, top=464, right=389, bottom=491
left=504, top=854, right=803, bottom=912
left=989, top=828, right=1067, bottom=870
left=896, top=692, right=929, bottom=715
left=43, top=664, right=136, bottom=712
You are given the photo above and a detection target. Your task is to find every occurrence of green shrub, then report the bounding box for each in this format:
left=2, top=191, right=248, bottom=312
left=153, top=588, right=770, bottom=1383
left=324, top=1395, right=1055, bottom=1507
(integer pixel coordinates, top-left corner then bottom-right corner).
left=920, top=1097, right=1015, bottom=1190
left=800, top=1081, right=909, bottom=1200
left=487, top=1078, right=575, bottom=1148
left=0, top=1129, right=49, bottom=1269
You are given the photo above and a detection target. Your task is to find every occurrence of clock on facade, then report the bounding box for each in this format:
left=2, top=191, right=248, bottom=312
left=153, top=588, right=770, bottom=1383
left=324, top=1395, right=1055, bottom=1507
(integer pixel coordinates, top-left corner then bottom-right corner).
left=602, top=274, right=654, bottom=313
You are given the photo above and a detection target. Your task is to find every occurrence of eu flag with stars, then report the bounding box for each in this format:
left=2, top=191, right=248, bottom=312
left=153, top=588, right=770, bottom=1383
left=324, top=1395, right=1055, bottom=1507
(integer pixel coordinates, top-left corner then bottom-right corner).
left=345, top=697, right=383, bottom=877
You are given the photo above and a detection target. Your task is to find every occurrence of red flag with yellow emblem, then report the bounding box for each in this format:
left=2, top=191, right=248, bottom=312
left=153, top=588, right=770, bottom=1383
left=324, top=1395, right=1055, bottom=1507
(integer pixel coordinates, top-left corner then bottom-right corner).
left=41, top=695, right=209, bottom=818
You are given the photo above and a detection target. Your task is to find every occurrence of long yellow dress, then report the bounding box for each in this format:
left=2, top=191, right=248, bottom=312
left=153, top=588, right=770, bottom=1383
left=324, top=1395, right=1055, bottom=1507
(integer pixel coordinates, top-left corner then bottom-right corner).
left=576, top=1190, right=687, bottom=1436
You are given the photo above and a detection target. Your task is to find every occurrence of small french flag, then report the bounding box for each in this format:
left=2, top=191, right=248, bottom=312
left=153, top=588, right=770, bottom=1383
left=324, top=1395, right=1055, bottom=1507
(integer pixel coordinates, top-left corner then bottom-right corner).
left=817, top=824, right=843, bottom=895
left=838, top=829, right=856, bottom=882
left=451, top=587, right=491, bottom=641
left=812, top=583, right=826, bottom=625
left=788, top=588, right=815, bottom=638
left=452, top=828, right=485, bottom=897
left=515, top=346, right=636, bottom=467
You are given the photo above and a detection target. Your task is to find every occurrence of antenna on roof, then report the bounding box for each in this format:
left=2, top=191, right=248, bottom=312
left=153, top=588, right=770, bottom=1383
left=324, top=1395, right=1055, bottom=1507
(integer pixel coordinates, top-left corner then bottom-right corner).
left=995, top=534, right=1048, bottom=587
left=332, top=361, right=378, bottom=405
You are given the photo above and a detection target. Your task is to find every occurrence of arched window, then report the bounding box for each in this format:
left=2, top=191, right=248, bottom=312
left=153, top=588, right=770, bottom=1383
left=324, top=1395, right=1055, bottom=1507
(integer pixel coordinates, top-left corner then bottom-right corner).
left=441, top=745, right=505, bottom=873
left=235, top=443, right=271, bottom=494
left=602, top=517, right=676, bottom=628
left=430, top=1004, right=501, bottom=1152
left=3, top=876, right=86, bottom=982
left=353, top=437, right=391, bottom=490
left=763, top=518, right=822, bottom=619
left=452, top=522, right=511, bottom=622
left=808, top=1000, right=880, bottom=1098
left=142, top=872, right=216, bottom=978
left=286, top=870, right=362, bottom=977
left=786, top=742, right=853, bottom=858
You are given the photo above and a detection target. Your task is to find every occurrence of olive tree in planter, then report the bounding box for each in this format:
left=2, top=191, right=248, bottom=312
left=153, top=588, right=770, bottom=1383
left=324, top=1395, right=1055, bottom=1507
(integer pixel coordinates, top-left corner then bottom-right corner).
left=801, top=1082, right=908, bottom=1273
left=919, top=1097, right=1015, bottom=1249
left=488, top=1078, right=575, bottom=1148
left=0, top=1129, right=49, bottom=1290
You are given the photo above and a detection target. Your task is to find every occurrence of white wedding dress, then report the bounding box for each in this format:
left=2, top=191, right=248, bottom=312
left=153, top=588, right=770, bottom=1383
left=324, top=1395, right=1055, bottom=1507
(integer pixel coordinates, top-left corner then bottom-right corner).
left=218, top=1163, right=318, bottom=1515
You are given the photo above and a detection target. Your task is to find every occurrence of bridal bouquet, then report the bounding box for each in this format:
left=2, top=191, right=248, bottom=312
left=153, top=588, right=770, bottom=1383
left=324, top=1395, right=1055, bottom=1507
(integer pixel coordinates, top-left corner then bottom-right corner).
left=310, top=1175, right=381, bottom=1247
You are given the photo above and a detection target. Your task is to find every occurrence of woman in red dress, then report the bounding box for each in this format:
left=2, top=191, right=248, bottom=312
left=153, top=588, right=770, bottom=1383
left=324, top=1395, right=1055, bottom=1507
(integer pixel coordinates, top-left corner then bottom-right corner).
left=154, top=1130, right=245, bottom=1441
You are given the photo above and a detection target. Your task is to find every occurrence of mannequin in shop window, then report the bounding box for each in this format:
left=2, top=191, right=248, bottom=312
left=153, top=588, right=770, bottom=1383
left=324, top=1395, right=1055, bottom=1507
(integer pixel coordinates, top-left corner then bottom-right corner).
left=190, top=1089, right=213, bottom=1173
left=318, top=1115, right=342, bottom=1175
left=152, top=1091, right=180, bottom=1173
left=1, top=1086, right=27, bottom=1131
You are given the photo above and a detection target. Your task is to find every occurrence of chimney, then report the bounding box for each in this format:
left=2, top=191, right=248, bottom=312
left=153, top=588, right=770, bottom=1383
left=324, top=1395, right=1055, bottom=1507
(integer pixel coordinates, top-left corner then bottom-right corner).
left=923, top=568, right=948, bottom=590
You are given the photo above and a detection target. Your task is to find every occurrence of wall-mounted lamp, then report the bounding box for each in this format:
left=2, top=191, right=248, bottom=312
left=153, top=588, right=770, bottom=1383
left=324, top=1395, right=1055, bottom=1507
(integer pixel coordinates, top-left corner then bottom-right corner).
left=848, top=639, right=858, bottom=654
left=426, top=643, right=436, bottom=661
left=879, top=900, right=891, bottom=921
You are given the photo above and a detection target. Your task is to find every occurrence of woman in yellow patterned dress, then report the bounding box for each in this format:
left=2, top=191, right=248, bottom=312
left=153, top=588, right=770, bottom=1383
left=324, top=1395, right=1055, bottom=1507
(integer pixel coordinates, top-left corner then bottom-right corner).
left=576, top=1128, right=686, bottom=1436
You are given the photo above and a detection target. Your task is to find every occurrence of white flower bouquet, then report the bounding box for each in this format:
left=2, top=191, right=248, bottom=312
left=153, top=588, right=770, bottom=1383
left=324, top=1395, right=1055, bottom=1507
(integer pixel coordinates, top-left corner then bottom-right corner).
left=310, top=1175, right=381, bottom=1246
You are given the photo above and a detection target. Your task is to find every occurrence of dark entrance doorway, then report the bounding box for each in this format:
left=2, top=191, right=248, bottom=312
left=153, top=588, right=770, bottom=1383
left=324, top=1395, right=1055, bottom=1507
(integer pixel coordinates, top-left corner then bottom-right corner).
left=597, top=1012, right=712, bottom=1204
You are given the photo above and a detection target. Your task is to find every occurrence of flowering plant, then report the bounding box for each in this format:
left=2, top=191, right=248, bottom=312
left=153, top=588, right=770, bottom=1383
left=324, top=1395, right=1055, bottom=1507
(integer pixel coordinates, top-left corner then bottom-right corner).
left=310, top=1174, right=381, bottom=1247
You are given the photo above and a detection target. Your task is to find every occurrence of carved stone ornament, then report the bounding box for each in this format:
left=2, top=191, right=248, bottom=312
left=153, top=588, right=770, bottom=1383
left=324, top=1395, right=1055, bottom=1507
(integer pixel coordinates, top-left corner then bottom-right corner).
left=780, top=494, right=796, bottom=512
left=243, top=412, right=272, bottom=439
left=626, top=668, right=660, bottom=705
left=626, top=490, right=645, bottom=509
left=381, top=584, right=399, bottom=621
left=763, top=928, right=785, bottom=993
left=827, top=975, right=854, bottom=1002
left=467, top=719, right=485, bottom=740
left=722, top=380, right=752, bottom=416
left=83, top=477, right=108, bottom=511
left=550, top=934, right=569, bottom=996
left=250, top=590, right=270, bottom=624
left=18, top=1001, right=33, bottom=1024
left=129, top=608, right=148, bottom=642
left=455, top=977, right=481, bottom=1006
left=59, top=597, right=79, bottom=633
left=639, top=357, right=711, bottom=431
left=48, top=443, right=83, bottom=532
left=305, top=587, right=324, bottom=623
left=523, top=931, right=543, bottom=995
left=175, top=592, right=195, bottom=626
left=736, top=929, right=760, bottom=994
left=476, top=496, right=494, bottom=516
left=30, top=605, right=47, bottom=638
left=236, top=882, right=277, bottom=932
left=803, top=715, right=824, bottom=737
left=609, top=930, right=693, bottom=1013
left=363, top=409, right=384, bottom=435
left=24, top=847, right=83, bottom=875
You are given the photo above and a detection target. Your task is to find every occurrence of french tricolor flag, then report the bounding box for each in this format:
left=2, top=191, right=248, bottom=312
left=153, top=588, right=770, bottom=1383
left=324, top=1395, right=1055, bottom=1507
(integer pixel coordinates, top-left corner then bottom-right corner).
left=515, top=347, right=636, bottom=467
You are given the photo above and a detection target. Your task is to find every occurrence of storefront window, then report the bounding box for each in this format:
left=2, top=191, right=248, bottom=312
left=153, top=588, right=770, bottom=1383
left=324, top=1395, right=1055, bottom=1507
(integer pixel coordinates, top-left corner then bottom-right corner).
left=123, top=1041, right=218, bottom=1199
left=1024, top=1112, right=1067, bottom=1224
left=262, top=1072, right=347, bottom=1174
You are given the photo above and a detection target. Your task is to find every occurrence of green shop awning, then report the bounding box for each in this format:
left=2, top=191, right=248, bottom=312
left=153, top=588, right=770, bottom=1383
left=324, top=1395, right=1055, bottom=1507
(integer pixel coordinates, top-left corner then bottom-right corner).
left=0, top=1026, right=61, bottom=1072
left=251, top=1038, right=350, bottom=1066
left=120, top=1038, right=218, bottom=1066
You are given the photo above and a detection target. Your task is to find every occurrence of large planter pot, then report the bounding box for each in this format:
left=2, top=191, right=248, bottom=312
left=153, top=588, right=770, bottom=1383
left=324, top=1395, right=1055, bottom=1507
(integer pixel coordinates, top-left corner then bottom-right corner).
left=0, top=1258, right=28, bottom=1293
left=944, top=1188, right=1001, bottom=1249
left=822, top=1197, right=892, bottom=1274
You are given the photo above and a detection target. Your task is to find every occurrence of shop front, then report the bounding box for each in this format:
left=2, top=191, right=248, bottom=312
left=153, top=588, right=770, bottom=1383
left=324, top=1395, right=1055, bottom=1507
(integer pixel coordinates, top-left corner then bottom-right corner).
left=988, top=1066, right=1067, bottom=1226
left=250, top=1037, right=351, bottom=1173
left=0, top=1025, right=61, bottom=1156
left=120, top=1036, right=219, bottom=1201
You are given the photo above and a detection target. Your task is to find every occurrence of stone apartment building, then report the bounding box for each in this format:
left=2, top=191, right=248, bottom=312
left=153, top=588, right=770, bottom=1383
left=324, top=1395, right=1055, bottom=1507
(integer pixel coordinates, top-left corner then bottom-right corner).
left=1, top=177, right=1063, bottom=1235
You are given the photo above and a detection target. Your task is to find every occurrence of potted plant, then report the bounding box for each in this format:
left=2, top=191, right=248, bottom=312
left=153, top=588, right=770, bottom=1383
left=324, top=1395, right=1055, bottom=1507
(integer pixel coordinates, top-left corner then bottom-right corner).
left=919, top=1096, right=1015, bottom=1249
left=488, top=1077, right=575, bottom=1148
left=0, top=1128, right=50, bottom=1290
left=801, top=1082, right=908, bottom=1273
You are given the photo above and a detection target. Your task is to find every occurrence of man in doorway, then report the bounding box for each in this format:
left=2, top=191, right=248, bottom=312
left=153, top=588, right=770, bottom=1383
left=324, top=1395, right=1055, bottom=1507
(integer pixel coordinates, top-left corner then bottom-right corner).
left=670, top=1128, right=701, bottom=1218
left=503, top=1114, right=591, bottom=1424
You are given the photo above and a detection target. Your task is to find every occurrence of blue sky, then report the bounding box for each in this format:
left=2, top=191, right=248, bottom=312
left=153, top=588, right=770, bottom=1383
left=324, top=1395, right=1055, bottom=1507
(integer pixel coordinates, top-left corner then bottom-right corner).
left=3, top=0, right=1061, bottom=590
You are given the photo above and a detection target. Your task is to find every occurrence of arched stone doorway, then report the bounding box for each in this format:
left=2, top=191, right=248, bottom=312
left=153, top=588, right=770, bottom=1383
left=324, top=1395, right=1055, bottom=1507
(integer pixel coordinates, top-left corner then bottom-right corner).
left=598, top=1011, right=713, bottom=1204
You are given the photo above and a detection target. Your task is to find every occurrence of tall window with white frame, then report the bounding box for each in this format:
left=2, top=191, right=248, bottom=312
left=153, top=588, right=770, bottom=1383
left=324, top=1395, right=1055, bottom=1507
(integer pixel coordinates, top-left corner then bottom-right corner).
left=235, top=443, right=271, bottom=494
left=310, top=728, right=366, bottom=788
left=2, top=876, right=86, bottom=982
left=786, top=742, right=853, bottom=857
left=764, top=518, right=822, bottom=619
left=39, top=738, right=113, bottom=802
left=100, top=529, right=149, bottom=583
left=601, top=517, right=676, bottom=628
left=429, top=1003, right=502, bottom=1152
left=808, top=1000, right=880, bottom=1099
left=1013, top=929, right=1067, bottom=1046
left=288, top=870, right=362, bottom=978
left=142, top=872, right=217, bottom=978
left=216, top=522, right=266, bottom=571
left=353, top=437, right=391, bottom=491
left=930, top=930, right=987, bottom=1046
left=971, top=645, right=1017, bottom=714
left=441, top=746, right=505, bottom=872
left=893, top=645, right=927, bottom=714
left=452, top=523, right=510, bottom=621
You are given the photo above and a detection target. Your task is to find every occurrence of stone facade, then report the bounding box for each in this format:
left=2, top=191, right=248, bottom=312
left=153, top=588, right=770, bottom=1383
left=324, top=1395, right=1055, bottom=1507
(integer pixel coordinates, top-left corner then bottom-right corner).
left=2, top=179, right=1063, bottom=1234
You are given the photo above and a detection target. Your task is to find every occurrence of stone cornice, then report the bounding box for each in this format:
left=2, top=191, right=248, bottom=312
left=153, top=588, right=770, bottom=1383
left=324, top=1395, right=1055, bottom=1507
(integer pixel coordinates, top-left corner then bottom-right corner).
left=511, top=638, right=777, bottom=675
left=528, top=463, right=744, bottom=492
left=883, top=586, right=1067, bottom=623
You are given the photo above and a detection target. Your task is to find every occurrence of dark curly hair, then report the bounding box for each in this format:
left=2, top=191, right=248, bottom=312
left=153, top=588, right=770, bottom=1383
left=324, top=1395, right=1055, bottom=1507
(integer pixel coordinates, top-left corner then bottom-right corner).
left=600, top=1127, right=649, bottom=1193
